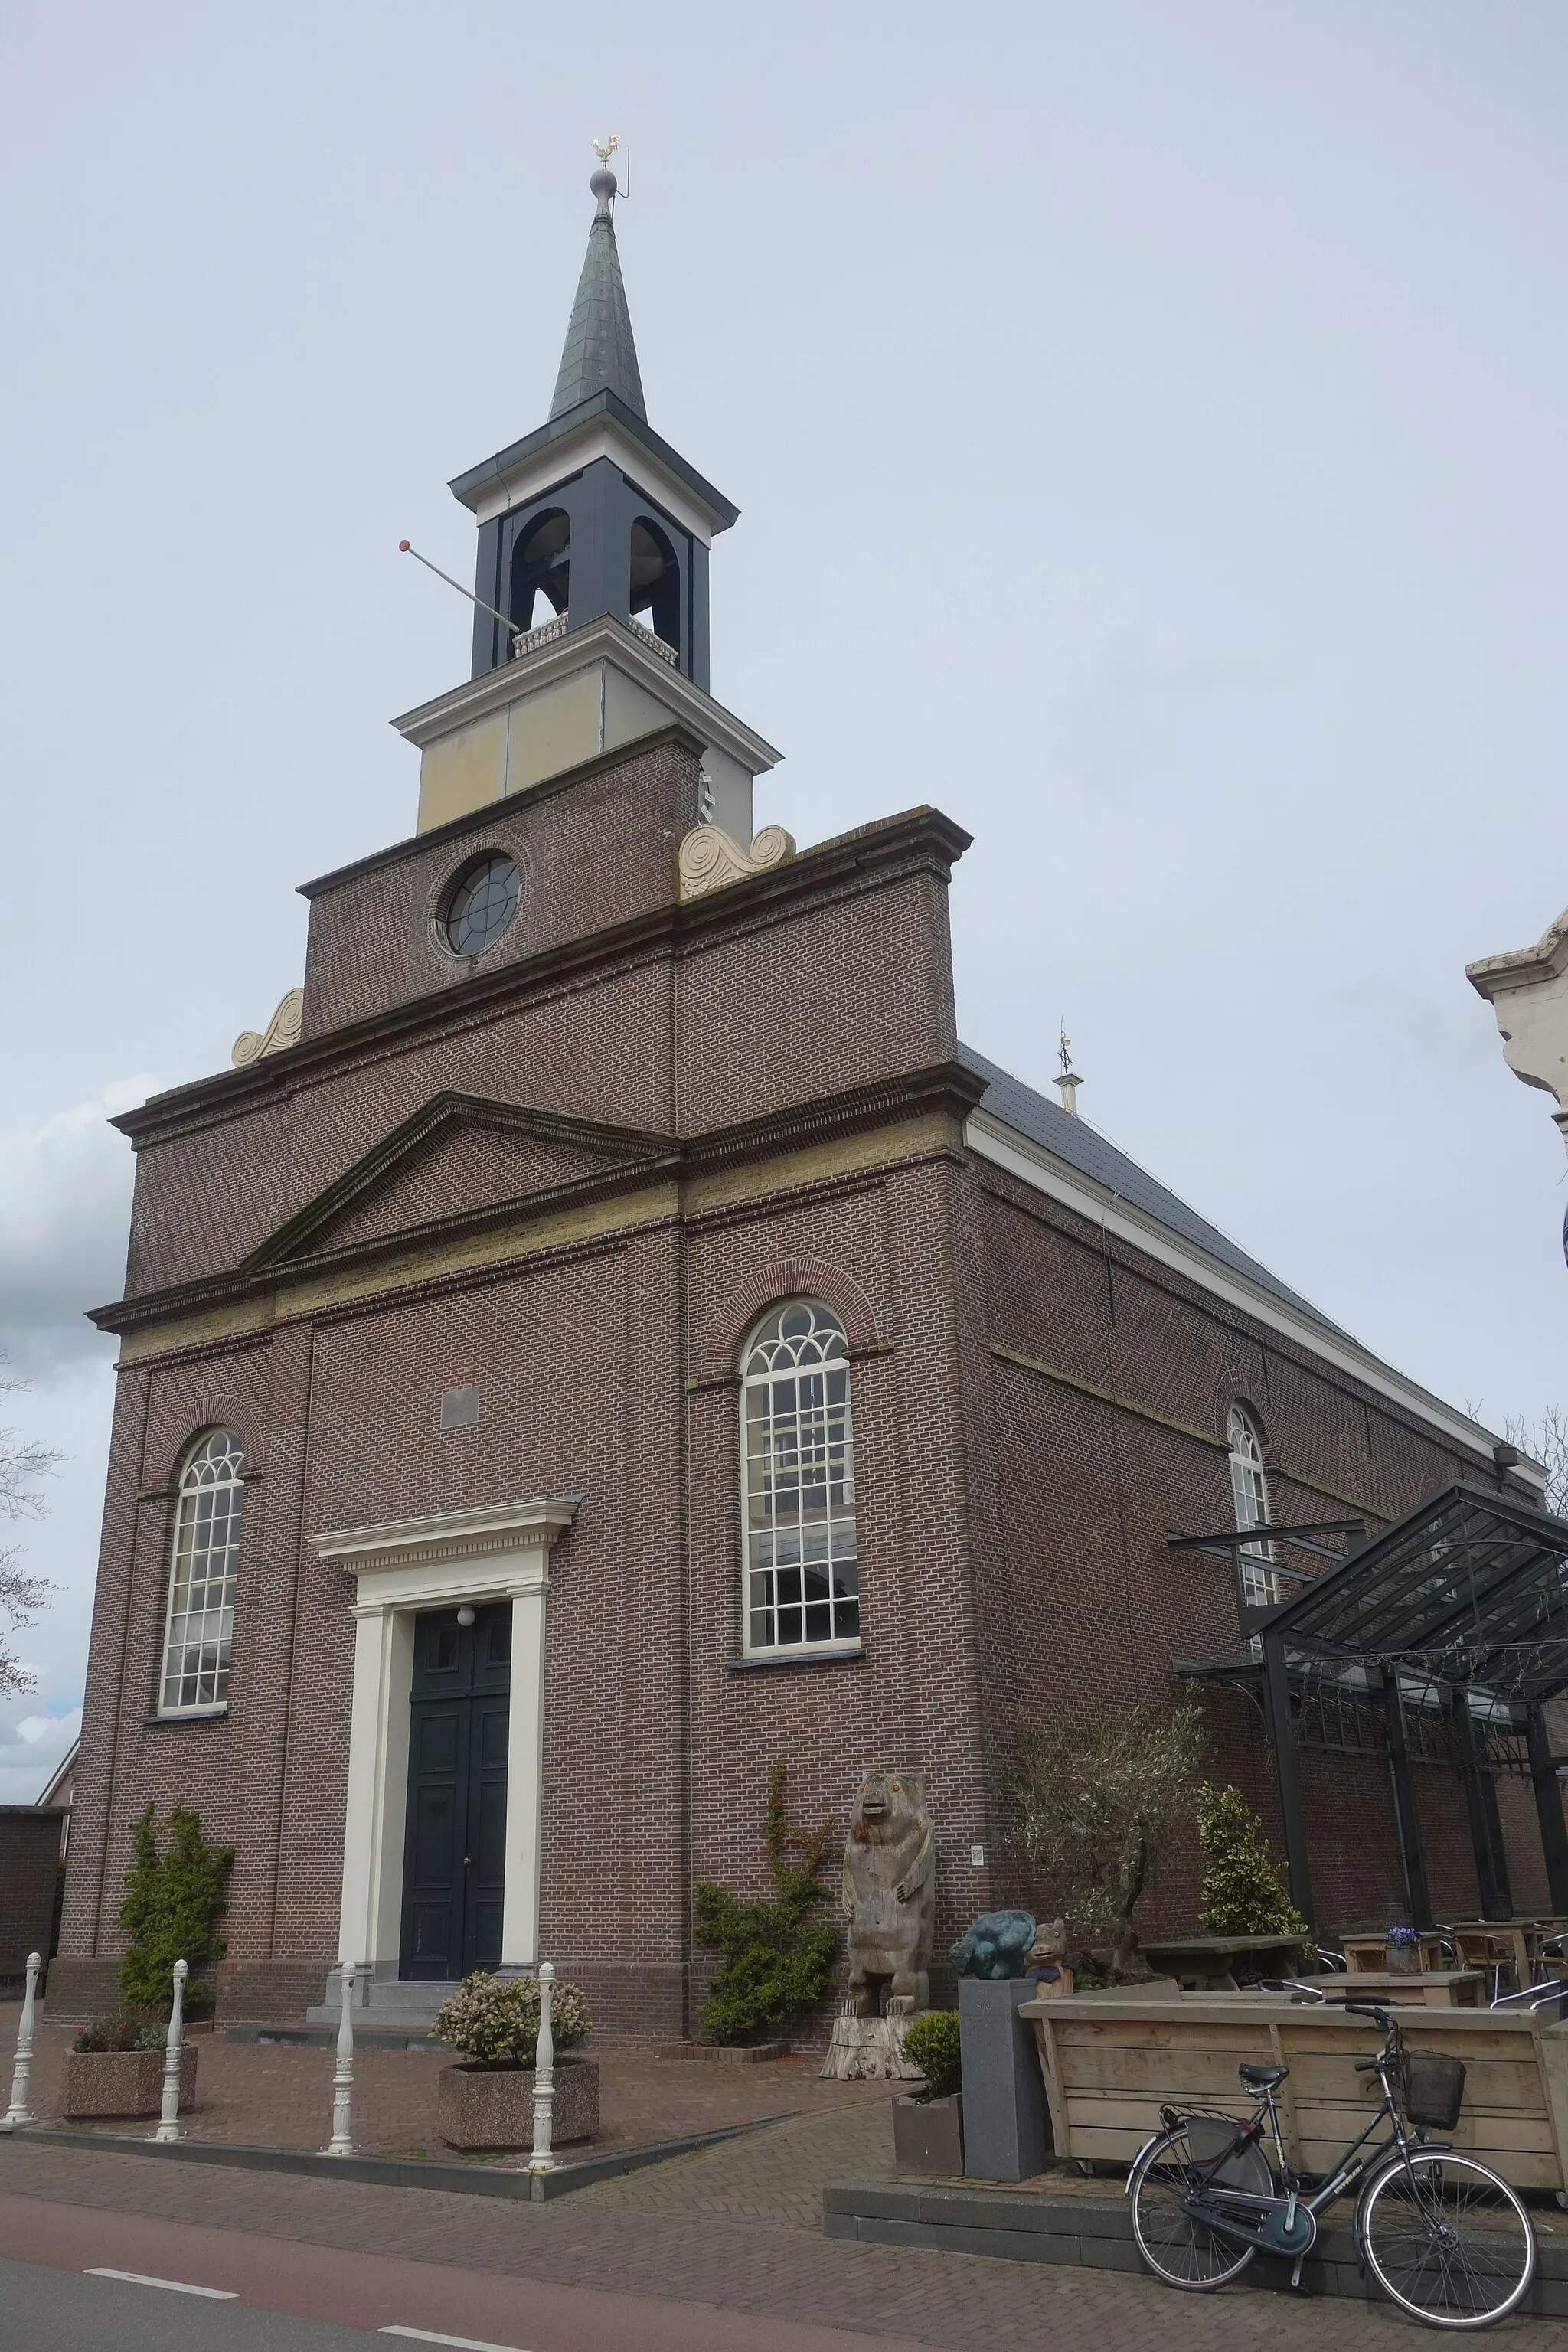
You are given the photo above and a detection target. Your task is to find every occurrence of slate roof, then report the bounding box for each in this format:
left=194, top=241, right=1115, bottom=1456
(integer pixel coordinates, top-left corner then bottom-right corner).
left=957, top=1040, right=1351, bottom=1341
left=551, top=203, right=645, bottom=421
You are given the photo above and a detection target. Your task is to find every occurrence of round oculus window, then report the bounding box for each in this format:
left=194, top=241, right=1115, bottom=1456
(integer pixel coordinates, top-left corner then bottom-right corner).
left=445, top=856, right=521, bottom=956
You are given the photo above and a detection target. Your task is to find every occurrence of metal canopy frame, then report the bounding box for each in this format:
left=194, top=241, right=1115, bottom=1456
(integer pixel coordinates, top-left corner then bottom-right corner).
left=1174, top=1483, right=1568, bottom=1932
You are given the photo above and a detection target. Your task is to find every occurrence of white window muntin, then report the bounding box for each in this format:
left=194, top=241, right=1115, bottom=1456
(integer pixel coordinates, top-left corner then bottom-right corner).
left=742, top=1303, right=860, bottom=1655
left=159, top=1429, right=244, bottom=1714
left=1227, top=1406, right=1281, bottom=1609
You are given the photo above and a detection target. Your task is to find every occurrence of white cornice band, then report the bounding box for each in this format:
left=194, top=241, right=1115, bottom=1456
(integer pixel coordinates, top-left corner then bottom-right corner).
left=965, top=1109, right=1540, bottom=1490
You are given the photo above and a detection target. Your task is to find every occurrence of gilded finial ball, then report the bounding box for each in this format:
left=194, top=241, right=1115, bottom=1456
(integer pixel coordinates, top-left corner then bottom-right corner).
left=590, top=165, right=617, bottom=204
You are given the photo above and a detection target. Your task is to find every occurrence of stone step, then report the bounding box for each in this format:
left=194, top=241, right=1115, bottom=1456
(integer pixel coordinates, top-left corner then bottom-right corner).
left=305, top=1978, right=458, bottom=2030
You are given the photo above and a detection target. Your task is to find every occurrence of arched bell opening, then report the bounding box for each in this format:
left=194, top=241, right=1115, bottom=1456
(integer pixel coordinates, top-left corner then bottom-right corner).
left=629, top=516, right=681, bottom=654
left=511, top=508, right=570, bottom=633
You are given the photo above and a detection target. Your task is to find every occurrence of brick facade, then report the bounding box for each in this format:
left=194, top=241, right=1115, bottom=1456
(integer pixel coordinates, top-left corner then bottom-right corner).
left=57, top=726, right=1548, bottom=2034
left=0, top=1810, right=64, bottom=1989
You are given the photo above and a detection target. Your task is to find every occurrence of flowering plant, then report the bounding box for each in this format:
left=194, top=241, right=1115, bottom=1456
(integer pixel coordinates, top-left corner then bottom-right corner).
left=1387, top=1926, right=1422, bottom=1949
left=430, top=1971, right=592, bottom=2069
left=74, top=2014, right=166, bottom=2053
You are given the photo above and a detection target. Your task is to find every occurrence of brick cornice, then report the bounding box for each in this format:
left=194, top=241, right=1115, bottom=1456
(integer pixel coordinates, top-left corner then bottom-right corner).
left=112, top=805, right=972, bottom=1151
left=89, top=1062, right=981, bottom=1340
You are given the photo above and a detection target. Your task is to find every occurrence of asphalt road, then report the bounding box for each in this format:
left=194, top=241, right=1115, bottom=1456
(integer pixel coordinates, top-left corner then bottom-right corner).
left=0, top=2193, right=932, bottom=2352
left=4, top=2260, right=379, bottom=2352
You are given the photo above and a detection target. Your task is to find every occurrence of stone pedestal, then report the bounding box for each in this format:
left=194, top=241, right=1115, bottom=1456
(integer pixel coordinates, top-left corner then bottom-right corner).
left=958, top=1977, right=1051, bottom=2182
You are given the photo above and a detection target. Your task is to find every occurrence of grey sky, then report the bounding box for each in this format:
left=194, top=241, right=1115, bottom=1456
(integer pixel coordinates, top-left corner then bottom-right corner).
left=2, top=0, right=1565, bottom=1795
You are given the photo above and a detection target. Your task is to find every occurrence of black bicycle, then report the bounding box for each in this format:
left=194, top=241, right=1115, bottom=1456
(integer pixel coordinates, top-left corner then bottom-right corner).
left=1126, top=1991, right=1536, bottom=2328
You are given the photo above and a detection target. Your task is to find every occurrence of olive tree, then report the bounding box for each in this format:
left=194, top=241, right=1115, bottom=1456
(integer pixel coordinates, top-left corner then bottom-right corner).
left=1013, top=1700, right=1207, bottom=1980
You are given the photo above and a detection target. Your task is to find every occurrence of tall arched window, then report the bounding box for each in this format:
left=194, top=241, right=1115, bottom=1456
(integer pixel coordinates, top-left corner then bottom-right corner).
left=1227, top=1406, right=1279, bottom=1609
left=742, top=1303, right=858, bottom=1654
left=159, top=1430, right=244, bottom=1713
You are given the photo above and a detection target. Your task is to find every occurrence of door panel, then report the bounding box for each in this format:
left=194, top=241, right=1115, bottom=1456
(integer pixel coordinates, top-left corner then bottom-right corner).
left=400, top=1605, right=511, bottom=1981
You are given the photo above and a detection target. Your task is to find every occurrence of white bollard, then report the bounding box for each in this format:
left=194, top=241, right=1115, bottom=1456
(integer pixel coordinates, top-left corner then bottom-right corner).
left=324, top=1963, right=357, bottom=2155
left=528, top=1962, right=556, bottom=2174
left=0, top=1952, right=41, bottom=2132
left=150, top=1958, right=188, bottom=2143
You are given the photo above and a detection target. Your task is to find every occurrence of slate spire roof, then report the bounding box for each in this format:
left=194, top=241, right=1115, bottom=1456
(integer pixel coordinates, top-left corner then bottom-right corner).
left=550, top=166, right=646, bottom=422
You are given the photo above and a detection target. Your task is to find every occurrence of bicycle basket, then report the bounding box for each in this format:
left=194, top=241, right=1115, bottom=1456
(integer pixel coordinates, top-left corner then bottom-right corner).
left=1400, top=2050, right=1465, bottom=2132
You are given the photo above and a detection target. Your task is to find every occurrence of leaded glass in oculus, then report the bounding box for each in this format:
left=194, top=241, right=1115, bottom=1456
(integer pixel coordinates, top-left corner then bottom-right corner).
left=445, top=856, right=521, bottom=956
left=743, top=1302, right=858, bottom=1652
left=160, top=1430, right=243, bottom=1713
left=1227, top=1406, right=1280, bottom=1609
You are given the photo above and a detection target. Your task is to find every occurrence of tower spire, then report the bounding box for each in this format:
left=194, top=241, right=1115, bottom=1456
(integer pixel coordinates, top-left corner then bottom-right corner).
left=550, top=141, right=646, bottom=422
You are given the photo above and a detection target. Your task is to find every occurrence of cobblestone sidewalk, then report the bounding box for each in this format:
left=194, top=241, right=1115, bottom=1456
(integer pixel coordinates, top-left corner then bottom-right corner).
left=2, top=2000, right=886, bottom=2161
left=7, top=2102, right=1568, bottom=2350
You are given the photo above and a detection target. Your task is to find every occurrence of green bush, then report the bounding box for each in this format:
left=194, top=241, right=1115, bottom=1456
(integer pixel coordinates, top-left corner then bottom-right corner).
left=431, top=1972, right=592, bottom=2067
left=116, top=1803, right=234, bottom=2013
left=902, top=2010, right=962, bottom=2101
left=1197, top=1782, right=1310, bottom=1943
left=694, top=1763, right=838, bottom=2044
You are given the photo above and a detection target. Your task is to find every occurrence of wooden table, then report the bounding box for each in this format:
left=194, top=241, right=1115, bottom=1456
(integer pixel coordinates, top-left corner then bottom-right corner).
left=1447, top=1923, right=1537, bottom=1992
left=1296, top=1969, right=1485, bottom=2008
left=1341, top=1931, right=1449, bottom=1974
left=1137, top=1933, right=1309, bottom=1991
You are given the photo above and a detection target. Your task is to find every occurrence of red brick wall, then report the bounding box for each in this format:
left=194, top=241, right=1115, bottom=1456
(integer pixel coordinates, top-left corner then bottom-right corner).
left=65, top=737, right=1551, bottom=2039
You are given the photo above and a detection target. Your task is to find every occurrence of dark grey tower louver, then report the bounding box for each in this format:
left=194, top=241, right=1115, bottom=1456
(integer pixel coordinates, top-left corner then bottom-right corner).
left=550, top=168, right=646, bottom=420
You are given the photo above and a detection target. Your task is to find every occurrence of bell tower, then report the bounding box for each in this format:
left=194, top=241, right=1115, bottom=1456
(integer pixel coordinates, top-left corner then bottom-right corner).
left=397, top=152, right=776, bottom=840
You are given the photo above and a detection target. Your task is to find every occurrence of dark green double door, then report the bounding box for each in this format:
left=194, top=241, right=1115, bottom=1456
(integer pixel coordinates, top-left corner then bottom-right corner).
left=400, top=1603, right=511, bottom=1981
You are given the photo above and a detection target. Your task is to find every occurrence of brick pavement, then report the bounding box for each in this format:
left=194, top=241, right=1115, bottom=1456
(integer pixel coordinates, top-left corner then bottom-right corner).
left=5, top=2105, right=1566, bottom=2348
left=6, top=2001, right=885, bottom=2161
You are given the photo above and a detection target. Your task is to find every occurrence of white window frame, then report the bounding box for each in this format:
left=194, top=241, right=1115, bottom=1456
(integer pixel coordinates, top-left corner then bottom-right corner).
left=740, top=1302, right=861, bottom=1658
left=158, top=1429, right=244, bottom=1717
left=1227, top=1406, right=1281, bottom=1609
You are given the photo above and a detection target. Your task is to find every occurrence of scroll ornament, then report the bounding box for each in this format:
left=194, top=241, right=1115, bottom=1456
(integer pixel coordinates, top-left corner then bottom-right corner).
left=677, top=822, right=796, bottom=903
left=232, top=986, right=304, bottom=1067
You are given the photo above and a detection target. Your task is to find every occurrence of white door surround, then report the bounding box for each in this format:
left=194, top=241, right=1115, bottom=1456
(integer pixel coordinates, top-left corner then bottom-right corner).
left=308, top=1497, right=578, bottom=1977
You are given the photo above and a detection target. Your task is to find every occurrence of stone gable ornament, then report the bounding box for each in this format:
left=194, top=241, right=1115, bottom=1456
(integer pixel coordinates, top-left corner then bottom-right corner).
left=821, top=1769, right=936, bottom=2082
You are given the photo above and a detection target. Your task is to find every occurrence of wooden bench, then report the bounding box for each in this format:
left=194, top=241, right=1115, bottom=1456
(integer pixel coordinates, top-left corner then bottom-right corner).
left=1021, top=1990, right=1568, bottom=2191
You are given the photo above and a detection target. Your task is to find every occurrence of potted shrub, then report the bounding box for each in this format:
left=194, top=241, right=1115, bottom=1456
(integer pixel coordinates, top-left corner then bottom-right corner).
left=1386, top=1926, right=1423, bottom=1977
left=60, top=2014, right=198, bottom=2121
left=432, top=1972, right=597, bottom=2151
left=893, top=2009, right=963, bottom=2175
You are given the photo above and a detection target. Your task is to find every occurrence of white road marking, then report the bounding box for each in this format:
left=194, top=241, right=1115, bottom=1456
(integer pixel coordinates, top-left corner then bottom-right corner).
left=86, top=2267, right=240, bottom=2299
left=381, top=2331, right=534, bottom=2351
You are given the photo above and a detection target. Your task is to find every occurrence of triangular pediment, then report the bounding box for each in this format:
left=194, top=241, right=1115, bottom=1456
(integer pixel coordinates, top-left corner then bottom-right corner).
left=250, top=1093, right=677, bottom=1269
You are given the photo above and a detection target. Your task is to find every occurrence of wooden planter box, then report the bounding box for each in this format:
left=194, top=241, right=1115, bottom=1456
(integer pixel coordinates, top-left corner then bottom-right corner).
left=60, top=2046, right=198, bottom=2120
left=437, top=2057, right=599, bottom=2151
left=892, top=2093, right=963, bottom=2176
left=1021, top=1991, right=1568, bottom=2191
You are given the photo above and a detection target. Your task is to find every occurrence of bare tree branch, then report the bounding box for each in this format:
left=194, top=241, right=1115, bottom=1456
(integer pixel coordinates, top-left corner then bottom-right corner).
left=0, top=1367, right=61, bottom=1694
left=1505, top=1406, right=1568, bottom=1520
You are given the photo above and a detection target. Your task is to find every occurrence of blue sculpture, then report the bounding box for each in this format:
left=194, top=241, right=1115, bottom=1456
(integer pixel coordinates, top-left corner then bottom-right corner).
left=950, top=1909, right=1037, bottom=1980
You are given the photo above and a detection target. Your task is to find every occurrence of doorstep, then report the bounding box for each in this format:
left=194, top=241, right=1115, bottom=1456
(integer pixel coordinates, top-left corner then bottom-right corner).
left=822, top=2180, right=1568, bottom=2314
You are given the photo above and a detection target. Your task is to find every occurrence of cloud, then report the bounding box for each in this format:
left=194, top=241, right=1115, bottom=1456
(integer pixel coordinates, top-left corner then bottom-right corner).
left=0, top=1079, right=158, bottom=1374
left=0, top=1703, right=79, bottom=1805
left=1050, top=630, right=1275, bottom=802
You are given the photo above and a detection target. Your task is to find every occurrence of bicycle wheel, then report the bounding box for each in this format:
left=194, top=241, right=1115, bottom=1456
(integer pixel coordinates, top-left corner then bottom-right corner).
left=1361, top=2150, right=1536, bottom=2328
left=1129, top=2121, right=1261, bottom=2291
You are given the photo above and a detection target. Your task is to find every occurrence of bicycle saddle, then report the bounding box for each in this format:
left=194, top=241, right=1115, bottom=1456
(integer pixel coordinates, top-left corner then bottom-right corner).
left=1237, top=2063, right=1289, bottom=2088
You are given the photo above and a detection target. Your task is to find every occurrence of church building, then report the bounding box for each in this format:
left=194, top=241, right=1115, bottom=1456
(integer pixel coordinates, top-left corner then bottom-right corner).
left=54, top=164, right=1560, bottom=2036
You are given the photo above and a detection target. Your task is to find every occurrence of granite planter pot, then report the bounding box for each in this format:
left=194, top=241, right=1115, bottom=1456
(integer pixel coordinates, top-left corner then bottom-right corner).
left=893, top=2092, right=963, bottom=2177
left=1386, top=1943, right=1423, bottom=1976
left=437, top=2057, right=599, bottom=2151
left=60, top=2046, right=198, bottom=2121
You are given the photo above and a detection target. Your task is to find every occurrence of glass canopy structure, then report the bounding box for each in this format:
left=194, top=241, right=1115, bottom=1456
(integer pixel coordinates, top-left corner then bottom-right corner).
left=1176, top=1485, right=1568, bottom=1927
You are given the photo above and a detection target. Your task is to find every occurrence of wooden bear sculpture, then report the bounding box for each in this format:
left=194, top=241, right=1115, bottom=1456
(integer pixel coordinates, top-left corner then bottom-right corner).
left=842, top=1769, right=936, bottom=2014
